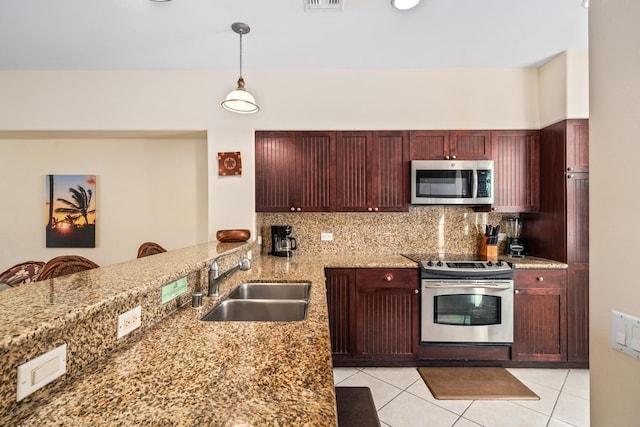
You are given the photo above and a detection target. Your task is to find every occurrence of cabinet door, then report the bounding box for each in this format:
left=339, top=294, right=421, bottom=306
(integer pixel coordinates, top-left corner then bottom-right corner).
left=567, top=172, right=589, bottom=362
left=255, top=131, right=296, bottom=212
left=336, top=131, right=408, bottom=212
left=256, top=131, right=335, bottom=212
left=512, top=270, right=567, bottom=362
left=336, top=131, right=373, bottom=211
left=566, top=119, right=589, bottom=173
left=325, top=268, right=356, bottom=361
left=371, top=131, right=409, bottom=212
left=449, top=130, right=492, bottom=160
left=354, top=269, right=419, bottom=360
left=293, top=132, right=336, bottom=212
left=409, top=130, right=450, bottom=160
left=490, top=130, right=540, bottom=213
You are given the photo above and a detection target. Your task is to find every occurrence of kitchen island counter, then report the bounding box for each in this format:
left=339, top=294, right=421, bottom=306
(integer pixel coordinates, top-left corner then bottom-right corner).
left=5, top=251, right=416, bottom=426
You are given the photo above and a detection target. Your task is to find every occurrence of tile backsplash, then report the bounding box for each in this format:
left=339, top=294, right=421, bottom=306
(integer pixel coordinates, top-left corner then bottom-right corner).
left=257, top=207, right=513, bottom=256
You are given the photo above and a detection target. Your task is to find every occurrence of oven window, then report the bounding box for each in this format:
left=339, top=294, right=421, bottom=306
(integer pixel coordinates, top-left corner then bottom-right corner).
left=433, top=294, right=501, bottom=326
left=416, top=170, right=473, bottom=198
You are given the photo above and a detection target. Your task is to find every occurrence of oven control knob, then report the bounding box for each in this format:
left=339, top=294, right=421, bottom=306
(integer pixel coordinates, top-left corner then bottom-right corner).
left=487, top=261, right=493, bottom=266
left=436, top=261, right=443, bottom=267
left=496, top=260, right=503, bottom=266
left=426, top=260, right=433, bottom=266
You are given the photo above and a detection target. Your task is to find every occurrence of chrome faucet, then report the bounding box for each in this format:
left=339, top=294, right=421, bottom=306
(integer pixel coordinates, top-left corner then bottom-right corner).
left=208, top=255, right=251, bottom=297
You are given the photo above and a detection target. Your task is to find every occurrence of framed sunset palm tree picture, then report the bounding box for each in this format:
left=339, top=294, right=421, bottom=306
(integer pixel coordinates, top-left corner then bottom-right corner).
left=45, top=174, right=96, bottom=248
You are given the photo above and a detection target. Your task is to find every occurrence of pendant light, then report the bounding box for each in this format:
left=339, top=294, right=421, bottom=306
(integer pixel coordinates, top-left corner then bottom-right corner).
left=221, top=22, right=260, bottom=114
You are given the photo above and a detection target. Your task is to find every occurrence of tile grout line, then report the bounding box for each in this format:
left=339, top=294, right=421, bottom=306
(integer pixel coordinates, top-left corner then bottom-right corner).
left=545, top=368, right=571, bottom=427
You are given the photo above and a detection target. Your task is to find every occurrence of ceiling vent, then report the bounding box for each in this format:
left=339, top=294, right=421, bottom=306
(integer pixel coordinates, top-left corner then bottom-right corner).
left=304, top=0, right=343, bottom=12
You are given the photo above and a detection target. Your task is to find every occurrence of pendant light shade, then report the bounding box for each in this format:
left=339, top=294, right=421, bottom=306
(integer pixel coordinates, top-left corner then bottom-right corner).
left=221, top=22, right=260, bottom=114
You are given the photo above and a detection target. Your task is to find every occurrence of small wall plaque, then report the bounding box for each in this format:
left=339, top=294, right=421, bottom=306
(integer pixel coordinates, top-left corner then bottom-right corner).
left=218, top=151, right=242, bottom=176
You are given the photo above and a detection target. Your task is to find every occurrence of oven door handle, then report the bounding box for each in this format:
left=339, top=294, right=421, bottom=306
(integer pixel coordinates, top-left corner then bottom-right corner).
left=423, top=284, right=512, bottom=290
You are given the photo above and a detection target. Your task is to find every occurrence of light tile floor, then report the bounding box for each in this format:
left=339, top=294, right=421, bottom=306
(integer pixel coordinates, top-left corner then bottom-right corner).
left=333, top=367, right=590, bottom=427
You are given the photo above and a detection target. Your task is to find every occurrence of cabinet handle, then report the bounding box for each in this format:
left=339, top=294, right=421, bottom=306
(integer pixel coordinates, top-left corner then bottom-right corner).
left=567, top=174, right=575, bottom=179
left=414, top=289, right=419, bottom=294
left=296, top=207, right=301, bottom=212
left=515, top=289, right=520, bottom=294
left=536, top=276, right=544, bottom=282
left=444, top=155, right=450, bottom=160
left=567, top=167, right=574, bottom=172
left=384, top=273, right=393, bottom=282
left=367, top=207, right=373, bottom=212
left=451, top=155, right=457, bottom=160
left=491, top=207, right=497, bottom=211
left=373, top=207, right=379, bottom=212
left=290, top=207, right=296, bottom=211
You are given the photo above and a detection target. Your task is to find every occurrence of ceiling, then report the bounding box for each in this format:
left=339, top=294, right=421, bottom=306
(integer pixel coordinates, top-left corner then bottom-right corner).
left=0, top=0, right=588, bottom=71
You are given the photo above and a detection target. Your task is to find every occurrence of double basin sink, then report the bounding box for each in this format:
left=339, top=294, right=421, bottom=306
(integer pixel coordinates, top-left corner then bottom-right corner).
left=201, top=282, right=311, bottom=322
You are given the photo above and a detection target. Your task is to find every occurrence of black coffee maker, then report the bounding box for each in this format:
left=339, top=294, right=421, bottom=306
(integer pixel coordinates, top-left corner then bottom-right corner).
left=269, top=225, right=297, bottom=257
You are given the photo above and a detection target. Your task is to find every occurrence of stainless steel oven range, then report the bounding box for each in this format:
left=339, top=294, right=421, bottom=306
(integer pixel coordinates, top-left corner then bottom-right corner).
left=419, top=259, right=514, bottom=344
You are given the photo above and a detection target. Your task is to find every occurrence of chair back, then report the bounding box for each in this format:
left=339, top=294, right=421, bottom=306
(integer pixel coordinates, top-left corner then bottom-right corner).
left=37, top=256, right=99, bottom=281
left=0, top=261, right=45, bottom=287
left=137, top=242, right=167, bottom=258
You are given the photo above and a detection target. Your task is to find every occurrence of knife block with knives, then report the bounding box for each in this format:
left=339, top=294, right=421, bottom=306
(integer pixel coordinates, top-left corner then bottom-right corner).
left=480, top=224, right=500, bottom=260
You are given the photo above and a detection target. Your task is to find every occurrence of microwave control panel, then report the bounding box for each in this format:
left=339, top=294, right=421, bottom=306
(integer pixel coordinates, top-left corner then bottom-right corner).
left=477, top=170, right=492, bottom=197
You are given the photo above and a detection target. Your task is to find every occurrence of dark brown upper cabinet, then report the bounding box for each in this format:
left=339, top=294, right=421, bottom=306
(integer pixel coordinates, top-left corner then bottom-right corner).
left=336, top=131, right=409, bottom=212
left=255, top=131, right=336, bottom=212
left=410, top=130, right=491, bottom=160
left=489, top=130, right=540, bottom=213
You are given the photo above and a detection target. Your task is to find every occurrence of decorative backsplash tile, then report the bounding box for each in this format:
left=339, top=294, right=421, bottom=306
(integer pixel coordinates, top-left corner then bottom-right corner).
left=256, top=207, right=513, bottom=256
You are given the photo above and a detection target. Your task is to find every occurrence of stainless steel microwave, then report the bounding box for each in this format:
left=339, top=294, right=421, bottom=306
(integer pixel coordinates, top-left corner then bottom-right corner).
left=410, top=160, right=494, bottom=205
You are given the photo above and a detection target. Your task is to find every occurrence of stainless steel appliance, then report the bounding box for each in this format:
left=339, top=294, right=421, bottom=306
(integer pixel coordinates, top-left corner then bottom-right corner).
left=506, top=217, right=525, bottom=257
left=410, top=160, right=494, bottom=205
left=419, top=258, right=514, bottom=344
left=269, top=225, right=297, bottom=257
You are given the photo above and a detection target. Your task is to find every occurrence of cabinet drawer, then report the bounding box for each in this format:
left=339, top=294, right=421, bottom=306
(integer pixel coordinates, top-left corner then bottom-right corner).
left=514, top=269, right=567, bottom=289
left=355, top=268, right=418, bottom=287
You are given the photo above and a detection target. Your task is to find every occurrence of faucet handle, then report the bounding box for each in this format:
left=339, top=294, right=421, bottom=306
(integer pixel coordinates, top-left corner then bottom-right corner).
left=238, top=258, right=251, bottom=271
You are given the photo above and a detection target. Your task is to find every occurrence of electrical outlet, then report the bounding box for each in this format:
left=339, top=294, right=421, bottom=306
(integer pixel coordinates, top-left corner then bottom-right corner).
left=321, top=232, right=333, bottom=241
left=117, top=306, right=141, bottom=339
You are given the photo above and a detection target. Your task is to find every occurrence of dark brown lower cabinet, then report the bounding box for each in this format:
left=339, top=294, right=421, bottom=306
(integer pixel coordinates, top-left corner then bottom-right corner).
left=325, top=268, right=420, bottom=364
left=325, top=268, right=355, bottom=361
left=512, top=269, right=567, bottom=362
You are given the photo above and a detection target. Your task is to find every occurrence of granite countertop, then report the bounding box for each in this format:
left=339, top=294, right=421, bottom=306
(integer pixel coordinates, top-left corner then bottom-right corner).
left=3, top=248, right=563, bottom=425
left=6, top=252, right=417, bottom=426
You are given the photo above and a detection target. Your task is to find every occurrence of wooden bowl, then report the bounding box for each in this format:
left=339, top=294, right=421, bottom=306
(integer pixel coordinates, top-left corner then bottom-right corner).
left=216, top=229, right=251, bottom=243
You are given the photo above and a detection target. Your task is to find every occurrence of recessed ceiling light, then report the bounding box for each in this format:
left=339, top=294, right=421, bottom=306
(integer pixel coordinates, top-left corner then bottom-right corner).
left=391, top=0, right=421, bottom=10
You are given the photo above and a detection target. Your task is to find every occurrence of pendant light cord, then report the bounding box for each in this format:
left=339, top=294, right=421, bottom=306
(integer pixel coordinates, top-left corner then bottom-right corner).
left=239, top=32, right=243, bottom=79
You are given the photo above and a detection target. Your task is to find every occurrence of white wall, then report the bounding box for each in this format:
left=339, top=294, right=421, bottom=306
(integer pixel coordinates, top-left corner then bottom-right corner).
left=538, top=49, right=589, bottom=128
left=0, top=67, right=540, bottom=267
left=589, top=1, right=640, bottom=425
left=0, top=137, right=208, bottom=267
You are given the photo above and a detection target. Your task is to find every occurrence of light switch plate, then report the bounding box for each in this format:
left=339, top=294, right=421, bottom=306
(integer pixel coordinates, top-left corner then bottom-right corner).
left=611, top=310, right=640, bottom=360
left=17, top=344, right=67, bottom=401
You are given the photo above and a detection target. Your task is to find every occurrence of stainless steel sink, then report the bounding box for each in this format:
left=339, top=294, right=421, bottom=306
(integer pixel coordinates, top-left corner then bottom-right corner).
left=227, top=282, right=311, bottom=300
left=200, top=299, right=309, bottom=322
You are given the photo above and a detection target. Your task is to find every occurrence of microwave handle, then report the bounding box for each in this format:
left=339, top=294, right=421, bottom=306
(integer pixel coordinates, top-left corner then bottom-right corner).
left=472, top=169, right=478, bottom=198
